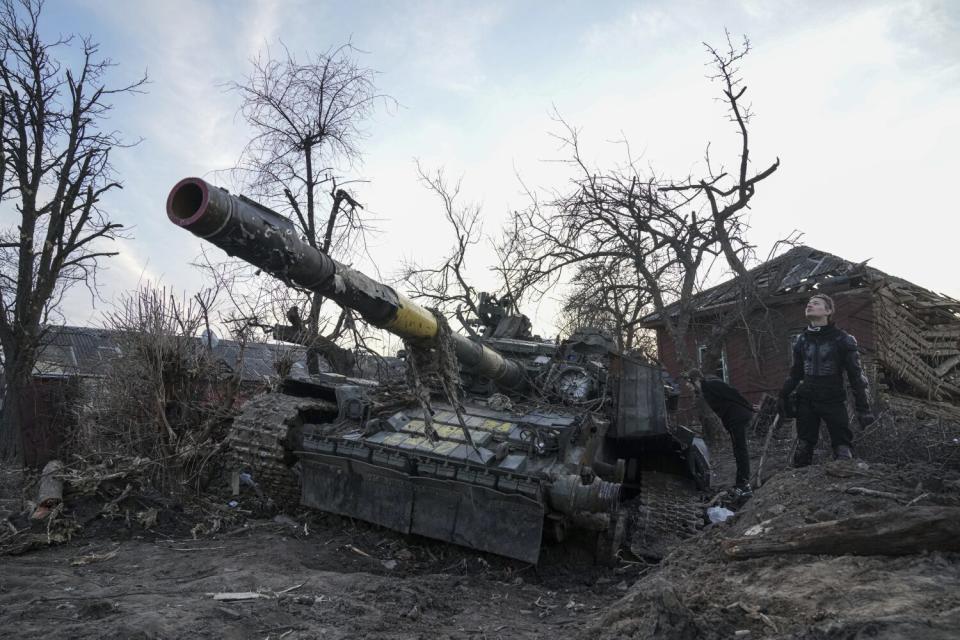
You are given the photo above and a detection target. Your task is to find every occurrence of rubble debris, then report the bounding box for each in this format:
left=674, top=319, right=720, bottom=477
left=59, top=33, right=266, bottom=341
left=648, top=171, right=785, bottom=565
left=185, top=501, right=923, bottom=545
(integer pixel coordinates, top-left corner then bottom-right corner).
left=591, top=460, right=960, bottom=640
left=874, top=278, right=960, bottom=401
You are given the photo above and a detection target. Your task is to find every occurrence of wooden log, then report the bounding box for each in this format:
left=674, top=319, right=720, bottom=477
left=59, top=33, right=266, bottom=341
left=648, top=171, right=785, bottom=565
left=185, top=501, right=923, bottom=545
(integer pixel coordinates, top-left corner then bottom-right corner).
left=723, top=506, right=960, bottom=559
left=31, top=460, right=64, bottom=520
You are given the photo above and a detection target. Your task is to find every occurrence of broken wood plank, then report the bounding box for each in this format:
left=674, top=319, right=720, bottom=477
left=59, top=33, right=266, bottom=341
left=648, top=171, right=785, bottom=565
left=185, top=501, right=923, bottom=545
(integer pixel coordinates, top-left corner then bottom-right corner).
left=211, top=592, right=268, bottom=601
left=935, top=355, right=960, bottom=378
left=723, top=506, right=960, bottom=559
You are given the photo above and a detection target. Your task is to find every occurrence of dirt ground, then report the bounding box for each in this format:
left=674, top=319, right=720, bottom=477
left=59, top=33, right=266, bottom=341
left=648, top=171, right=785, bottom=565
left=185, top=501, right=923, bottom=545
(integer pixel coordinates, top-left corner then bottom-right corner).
left=3, top=457, right=959, bottom=639
left=593, top=460, right=960, bottom=640
left=0, top=478, right=645, bottom=640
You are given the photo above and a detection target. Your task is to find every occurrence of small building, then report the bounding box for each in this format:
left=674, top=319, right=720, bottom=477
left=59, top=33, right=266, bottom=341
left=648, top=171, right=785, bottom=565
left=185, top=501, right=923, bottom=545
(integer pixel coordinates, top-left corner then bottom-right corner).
left=14, top=326, right=322, bottom=465
left=643, top=245, right=960, bottom=405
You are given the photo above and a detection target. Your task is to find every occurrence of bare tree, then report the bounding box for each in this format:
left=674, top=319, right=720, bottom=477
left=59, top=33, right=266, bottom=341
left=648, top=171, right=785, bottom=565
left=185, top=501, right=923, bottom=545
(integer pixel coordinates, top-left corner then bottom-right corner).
left=0, top=0, right=145, bottom=462
left=85, top=284, right=242, bottom=494
left=224, top=42, right=392, bottom=371
left=500, top=34, right=779, bottom=374
left=399, top=162, right=487, bottom=334
left=659, top=34, right=780, bottom=371
left=558, top=258, right=655, bottom=356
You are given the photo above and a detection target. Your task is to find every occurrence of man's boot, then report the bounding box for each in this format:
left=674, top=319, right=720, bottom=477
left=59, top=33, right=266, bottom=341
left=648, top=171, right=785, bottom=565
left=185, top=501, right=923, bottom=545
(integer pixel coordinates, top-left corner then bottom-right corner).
left=792, top=440, right=815, bottom=468
left=730, top=482, right=753, bottom=500
left=833, top=444, right=854, bottom=460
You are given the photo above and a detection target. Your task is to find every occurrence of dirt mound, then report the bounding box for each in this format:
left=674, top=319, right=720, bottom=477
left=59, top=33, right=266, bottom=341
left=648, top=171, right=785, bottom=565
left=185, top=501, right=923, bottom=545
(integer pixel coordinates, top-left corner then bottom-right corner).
left=590, top=460, right=960, bottom=639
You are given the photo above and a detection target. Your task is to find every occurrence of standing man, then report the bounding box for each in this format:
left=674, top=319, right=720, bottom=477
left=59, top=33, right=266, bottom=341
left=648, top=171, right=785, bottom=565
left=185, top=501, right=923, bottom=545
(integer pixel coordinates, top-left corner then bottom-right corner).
left=686, top=369, right=753, bottom=497
left=780, top=293, right=875, bottom=466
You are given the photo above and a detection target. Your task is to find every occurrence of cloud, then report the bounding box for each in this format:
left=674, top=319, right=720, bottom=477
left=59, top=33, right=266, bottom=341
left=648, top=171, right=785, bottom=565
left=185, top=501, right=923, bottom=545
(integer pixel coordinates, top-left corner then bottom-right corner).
left=367, top=1, right=506, bottom=94
left=580, top=5, right=679, bottom=54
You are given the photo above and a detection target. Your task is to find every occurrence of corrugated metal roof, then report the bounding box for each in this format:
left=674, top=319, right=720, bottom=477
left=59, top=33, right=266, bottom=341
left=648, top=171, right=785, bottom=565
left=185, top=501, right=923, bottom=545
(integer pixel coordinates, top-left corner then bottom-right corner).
left=34, top=326, right=122, bottom=377
left=32, top=326, right=327, bottom=381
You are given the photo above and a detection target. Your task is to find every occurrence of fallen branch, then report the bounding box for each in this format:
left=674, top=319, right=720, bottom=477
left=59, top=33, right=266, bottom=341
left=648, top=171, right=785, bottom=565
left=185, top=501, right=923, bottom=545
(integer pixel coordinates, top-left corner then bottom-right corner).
left=209, top=582, right=307, bottom=602
left=70, top=548, right=119, bottom=566
left=844, top=487, right=907, bottom=501
left=906, top=492, right=930, bottom=507
left=723, top=506, right=960, bottom=559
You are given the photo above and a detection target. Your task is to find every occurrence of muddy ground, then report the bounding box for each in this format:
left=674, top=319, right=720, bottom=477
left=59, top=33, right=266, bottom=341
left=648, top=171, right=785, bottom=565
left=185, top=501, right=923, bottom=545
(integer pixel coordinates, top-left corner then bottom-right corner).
left=0, top=480, right=647, bottom=640
left=2, top=458, right=959, bottom=639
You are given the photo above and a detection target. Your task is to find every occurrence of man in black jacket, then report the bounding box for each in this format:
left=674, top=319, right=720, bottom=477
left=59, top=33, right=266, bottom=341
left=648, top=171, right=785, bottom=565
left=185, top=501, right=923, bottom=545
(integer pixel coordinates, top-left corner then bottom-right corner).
left=686, top=368, right=754, bottom=496
left=781, top=293, right=875, bottom=466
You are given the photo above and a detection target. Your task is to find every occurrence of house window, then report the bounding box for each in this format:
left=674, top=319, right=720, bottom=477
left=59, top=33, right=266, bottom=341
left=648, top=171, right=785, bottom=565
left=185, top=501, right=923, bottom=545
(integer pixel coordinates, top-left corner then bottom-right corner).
left=697, top=344, right=728, bottom=382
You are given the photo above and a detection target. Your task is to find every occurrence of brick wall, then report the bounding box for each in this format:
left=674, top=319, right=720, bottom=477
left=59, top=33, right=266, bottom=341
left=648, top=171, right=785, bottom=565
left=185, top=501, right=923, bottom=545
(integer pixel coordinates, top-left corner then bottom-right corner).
left=655, top=288, right=876, bottom=406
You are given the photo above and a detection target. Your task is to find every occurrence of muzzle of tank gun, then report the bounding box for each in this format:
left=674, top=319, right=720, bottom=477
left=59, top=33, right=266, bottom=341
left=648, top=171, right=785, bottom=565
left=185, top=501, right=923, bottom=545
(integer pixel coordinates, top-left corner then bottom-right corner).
left=166, top=177, right=409, bottom=329
left=167, top=177, right=340, bottom=292
left=547, top=473, right=620, bottom=515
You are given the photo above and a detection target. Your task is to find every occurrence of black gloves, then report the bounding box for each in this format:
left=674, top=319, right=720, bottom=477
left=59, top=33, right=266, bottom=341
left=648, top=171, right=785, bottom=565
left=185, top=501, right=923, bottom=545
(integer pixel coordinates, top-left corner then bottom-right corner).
left=779, top=395, right=797, bottom=419
left=857, top=412, right=876, bottom=428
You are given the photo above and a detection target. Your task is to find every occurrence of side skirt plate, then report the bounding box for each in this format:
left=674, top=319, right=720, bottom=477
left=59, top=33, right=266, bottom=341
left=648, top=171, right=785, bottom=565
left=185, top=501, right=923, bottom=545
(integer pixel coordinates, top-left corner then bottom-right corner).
left=299, top=452, right=545, bottom=563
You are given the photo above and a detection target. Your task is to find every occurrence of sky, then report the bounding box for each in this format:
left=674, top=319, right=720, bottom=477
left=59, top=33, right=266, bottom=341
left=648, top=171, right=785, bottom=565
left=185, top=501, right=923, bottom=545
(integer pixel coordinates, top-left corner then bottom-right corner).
left=27, top=0, right=960, bottom=338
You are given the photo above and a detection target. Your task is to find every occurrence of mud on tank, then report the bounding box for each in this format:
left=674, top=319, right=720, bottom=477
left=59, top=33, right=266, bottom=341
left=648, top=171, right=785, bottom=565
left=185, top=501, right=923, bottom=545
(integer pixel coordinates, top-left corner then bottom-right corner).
left=166, top=177, right=709, bottom=564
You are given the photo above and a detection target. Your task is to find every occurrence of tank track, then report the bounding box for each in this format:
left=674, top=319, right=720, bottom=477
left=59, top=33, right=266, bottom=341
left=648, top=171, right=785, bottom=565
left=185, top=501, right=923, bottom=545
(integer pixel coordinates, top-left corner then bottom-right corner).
left=227, top=392, right=338, bottom=509
left=628, top=473, right=705, bottom=559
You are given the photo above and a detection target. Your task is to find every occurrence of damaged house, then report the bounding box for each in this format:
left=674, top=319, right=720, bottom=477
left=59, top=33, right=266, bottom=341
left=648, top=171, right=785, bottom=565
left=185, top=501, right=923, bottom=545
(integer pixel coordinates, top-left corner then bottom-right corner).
left=644, top=245, right=960, bottom=411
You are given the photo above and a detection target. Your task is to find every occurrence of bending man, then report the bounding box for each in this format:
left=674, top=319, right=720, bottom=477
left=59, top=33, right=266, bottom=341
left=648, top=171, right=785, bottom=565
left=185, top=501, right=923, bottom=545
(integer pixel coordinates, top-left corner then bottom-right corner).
left=686, top=369, right=753, bottom=497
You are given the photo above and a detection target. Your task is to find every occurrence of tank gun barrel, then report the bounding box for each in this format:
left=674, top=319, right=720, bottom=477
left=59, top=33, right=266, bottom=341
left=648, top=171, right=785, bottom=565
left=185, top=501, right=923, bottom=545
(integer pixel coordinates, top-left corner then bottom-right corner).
left=166, top=177, right=524, bottom=387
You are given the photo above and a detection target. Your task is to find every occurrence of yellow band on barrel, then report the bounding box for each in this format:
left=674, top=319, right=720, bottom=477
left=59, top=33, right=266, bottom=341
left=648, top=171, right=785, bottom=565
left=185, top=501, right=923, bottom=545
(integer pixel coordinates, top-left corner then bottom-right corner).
left=384, top=293, right=439, bottom=339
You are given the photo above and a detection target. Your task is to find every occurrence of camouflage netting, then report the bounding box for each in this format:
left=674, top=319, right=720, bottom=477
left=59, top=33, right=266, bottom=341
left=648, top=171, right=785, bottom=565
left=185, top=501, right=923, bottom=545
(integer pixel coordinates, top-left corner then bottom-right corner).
left=401, top=309, right=478, bottom=449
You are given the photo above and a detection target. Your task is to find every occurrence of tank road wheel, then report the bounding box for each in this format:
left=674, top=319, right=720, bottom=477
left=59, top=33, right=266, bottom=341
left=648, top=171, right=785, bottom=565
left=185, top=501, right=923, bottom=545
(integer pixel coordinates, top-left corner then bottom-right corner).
left=228, top=392, right=338, bottom=510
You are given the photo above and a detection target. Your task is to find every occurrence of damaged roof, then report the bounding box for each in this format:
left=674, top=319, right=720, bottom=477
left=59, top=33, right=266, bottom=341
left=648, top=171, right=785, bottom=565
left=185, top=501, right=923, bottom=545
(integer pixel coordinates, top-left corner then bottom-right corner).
left=33, top=326, right=122, bottom=377
left=643, top=245, right=960, bottom=325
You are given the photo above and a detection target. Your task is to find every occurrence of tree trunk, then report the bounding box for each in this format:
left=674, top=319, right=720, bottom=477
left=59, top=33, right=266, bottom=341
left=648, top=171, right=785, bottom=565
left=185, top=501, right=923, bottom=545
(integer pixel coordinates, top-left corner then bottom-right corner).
left=723, top=507, right=960, bottom=559
left=0, top=369, right=27, bottom=465
left=32, top=459, right=64, bottom=519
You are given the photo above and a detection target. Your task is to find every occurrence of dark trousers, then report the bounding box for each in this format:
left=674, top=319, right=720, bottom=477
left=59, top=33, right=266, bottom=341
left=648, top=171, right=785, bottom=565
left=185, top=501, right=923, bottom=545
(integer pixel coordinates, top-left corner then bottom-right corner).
left=796, top=397, right=853, bottom=450
left=724, top=419, right=751, bottom=486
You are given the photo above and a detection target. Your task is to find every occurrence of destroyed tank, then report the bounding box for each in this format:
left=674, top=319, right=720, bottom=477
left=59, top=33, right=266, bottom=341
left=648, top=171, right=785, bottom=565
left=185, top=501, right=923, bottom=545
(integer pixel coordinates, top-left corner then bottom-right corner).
left=165, top=177, right=709, bottom=564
